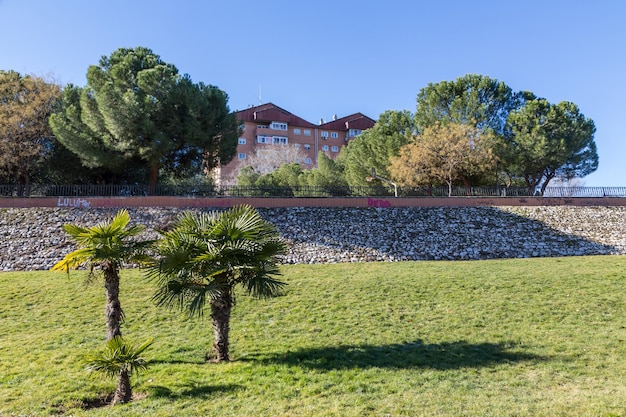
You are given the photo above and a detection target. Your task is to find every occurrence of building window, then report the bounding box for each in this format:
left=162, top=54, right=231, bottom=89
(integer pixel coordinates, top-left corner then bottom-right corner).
left=294, top=143, right=301, bottom=148
left=257, top=135, right=271, bottom=144
left=331, top=146, right=339, bottom=152
left=321, top=131, right=328, bottom=139
left=293, top=128, right=301, bottom=135
left=304, top=157, right=312, bottom=164
left=238, top=138, right=246, bottom=145
left=257, top=124, right=269, bottom=129
left=238, top=153, right=246, bottom=159
left=304, top=144, right=311, bottom=150
left=239, top=123, right=246, bottom=131
left=349, top=129, right=363, bottom=137
left=303, top=129, right=311, bottom=136
left=272, top=136, right=288, bottom=145
left=331, top=132, right=338, bottom=138
left=322, top=145, right=329, bottom=151
left=270, top=121, right=288, bottom=131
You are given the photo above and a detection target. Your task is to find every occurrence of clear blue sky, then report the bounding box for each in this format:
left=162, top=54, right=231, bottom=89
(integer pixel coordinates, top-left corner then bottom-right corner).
left=1, top=0, right=624, bottom=186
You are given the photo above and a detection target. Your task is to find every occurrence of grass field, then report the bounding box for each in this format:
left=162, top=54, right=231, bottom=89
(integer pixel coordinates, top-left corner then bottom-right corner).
left=0, top=257, right=625, bottom=416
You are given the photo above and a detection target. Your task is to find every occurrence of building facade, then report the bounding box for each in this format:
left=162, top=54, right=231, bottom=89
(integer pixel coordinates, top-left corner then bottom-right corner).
left=216, top=103, right=376, bottom=184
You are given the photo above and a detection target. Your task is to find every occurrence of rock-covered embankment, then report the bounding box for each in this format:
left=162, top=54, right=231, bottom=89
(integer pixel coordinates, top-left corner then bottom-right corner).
left=0, top=206, right=624, bottom=271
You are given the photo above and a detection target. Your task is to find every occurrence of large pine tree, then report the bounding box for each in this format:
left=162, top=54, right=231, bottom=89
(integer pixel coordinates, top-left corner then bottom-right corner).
left=50, top=47, right=238, bottom=192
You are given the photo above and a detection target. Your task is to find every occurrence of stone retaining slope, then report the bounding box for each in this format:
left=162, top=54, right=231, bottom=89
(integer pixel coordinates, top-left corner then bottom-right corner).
left=0, top=206, right=624, bottom=271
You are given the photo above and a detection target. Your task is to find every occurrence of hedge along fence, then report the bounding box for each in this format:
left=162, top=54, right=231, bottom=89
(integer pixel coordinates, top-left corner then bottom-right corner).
left=1, top=184, right=626, bottom=198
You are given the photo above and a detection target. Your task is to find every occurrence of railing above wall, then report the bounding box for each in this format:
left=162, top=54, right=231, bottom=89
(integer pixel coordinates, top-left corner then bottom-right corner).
left=1, top=184, right=625, bottom=198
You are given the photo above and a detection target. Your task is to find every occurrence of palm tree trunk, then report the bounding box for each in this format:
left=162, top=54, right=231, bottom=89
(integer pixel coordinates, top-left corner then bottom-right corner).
left=112, top=369, right=132, bottom=404
left=210, top=291, right=232, bottom=362
left=104, top=263, right=123, bottom=340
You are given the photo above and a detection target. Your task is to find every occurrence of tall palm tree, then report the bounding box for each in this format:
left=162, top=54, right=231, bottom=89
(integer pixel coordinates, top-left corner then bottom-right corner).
left=52, top=209, right=150, bottom=340
left=85, top=336, right=153, bottom=405
left=149, top=205, right=287, bottom=362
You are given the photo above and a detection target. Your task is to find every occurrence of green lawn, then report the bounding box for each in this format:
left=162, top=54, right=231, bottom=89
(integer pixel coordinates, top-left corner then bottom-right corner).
left=1, top=257, right=625, bottom=416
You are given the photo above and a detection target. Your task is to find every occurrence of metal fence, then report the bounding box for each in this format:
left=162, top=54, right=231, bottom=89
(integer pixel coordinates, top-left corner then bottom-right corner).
left=1, top=184, right=625, bottom=198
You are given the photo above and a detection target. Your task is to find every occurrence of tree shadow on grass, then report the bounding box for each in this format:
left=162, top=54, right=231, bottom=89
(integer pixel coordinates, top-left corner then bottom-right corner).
left=255, top=339, right=543, bottom=371
left=79, top=393, right=113, bottom=410
left=150, top=358, right=208, bottom=365
left=148, top=383, right=241, bottom=399
left=78, top=384, right=239, bottom=410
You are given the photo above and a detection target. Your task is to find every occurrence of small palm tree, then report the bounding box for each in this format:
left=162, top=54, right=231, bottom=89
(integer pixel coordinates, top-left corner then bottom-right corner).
left=52, top=209, right=150, bottom=340
left=149, top=205, right=287, bottom=362
left=85, top=336, right=153, bottom=405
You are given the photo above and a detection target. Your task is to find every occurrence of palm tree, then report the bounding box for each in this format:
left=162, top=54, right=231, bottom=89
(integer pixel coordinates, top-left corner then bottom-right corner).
left=149, top=205, right=287, bottom=362
left=52, top=209, right=150, bottom=340
left=85, top=336, right=153, bottom=405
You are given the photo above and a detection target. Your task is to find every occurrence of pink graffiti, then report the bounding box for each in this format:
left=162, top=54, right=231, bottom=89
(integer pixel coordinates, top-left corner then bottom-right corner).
left=367, top=198, right=392, bottom=208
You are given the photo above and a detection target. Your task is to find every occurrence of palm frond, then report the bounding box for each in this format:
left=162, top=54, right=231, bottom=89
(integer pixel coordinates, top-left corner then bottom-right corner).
left=152, top=274, right=223, bottom=317
left=238, top=263, right=287, bottom=298
left=152, top=275, right=196, bottom=310
left=51, top=248, right=96, bottom=273
left=62, top=223, right=89, bottom=239
left=257, top=238, right=288, bottom=259
left=52, top=209, right=150, bottom=273
left=220, top=205, right=274, bottom=243
left=187, top=286, right=209, bottom=317
left=152, top=206, right=288, bottom=313
left=85, top=336, right=153, bottom=378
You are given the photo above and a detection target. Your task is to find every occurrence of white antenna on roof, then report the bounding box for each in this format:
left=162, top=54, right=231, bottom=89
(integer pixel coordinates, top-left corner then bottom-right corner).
left=258, top=84, right=262, bottom=104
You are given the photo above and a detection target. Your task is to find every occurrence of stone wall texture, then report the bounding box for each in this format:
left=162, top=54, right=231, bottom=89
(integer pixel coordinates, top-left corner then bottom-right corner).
left=1, top=206, right=624, bottom=271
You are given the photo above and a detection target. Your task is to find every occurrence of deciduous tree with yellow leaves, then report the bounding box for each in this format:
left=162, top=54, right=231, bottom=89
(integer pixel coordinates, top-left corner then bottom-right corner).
left=389, top=122, right=498, bottom=196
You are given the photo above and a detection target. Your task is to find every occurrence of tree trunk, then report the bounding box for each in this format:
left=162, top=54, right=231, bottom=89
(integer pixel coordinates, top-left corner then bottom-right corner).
left=540, top=171, right=555, bottom=195
left=112, top=370, right=132, bottom=405
left=461, top=176, right=471, bottom=196
left=17, top=173, right=30, bottom=197
left=210, top=290, right=233, bottom=362
left=525, top=171, right=542, bottom=196
left=103, top=263, right=123, bottom=341
left=148, top=162, right=159, bottom=196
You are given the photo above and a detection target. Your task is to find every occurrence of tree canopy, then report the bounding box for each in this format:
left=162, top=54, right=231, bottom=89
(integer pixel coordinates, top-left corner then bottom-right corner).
left=339, top=110, right=414, bottom=189
left=300, top=152, right=347, bottom=189
left=412, top=74, right=598, bottom=189
left=390, top=122, right=498, bottom=196
left=236, top=151, right=347, bottom=196
left=506, top=99, right=597, bottom=193
left=414, top=74, right=526, bottom=136
left=0, top=71, right=61, bottom=185
left=49, top=47, right=239, bottom=191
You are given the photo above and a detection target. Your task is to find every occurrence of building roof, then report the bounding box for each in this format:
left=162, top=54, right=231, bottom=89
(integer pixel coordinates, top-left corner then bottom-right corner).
left=320, top=113, right=376, bottom=131
left=234, top=103, right=317, bottom=128
left=234, top=103, right=376, bottom=131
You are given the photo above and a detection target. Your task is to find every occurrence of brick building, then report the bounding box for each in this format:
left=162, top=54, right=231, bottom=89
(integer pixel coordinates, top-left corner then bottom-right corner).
left=215, top=103, right=375, bottom=184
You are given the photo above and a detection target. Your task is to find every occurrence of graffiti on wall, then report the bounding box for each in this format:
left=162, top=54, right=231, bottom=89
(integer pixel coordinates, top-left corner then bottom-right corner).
left=57, top=197, right=91, bottom=208
left=367, top=198, right=392, bottom=208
